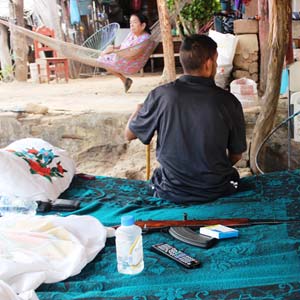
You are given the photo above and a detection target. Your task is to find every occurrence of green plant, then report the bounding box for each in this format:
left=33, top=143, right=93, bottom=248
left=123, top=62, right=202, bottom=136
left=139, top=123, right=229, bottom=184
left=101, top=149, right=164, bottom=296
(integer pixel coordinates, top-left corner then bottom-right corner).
left=167, top=0, right=221, bottom=35
left=0, top=64, right=14, bottom=82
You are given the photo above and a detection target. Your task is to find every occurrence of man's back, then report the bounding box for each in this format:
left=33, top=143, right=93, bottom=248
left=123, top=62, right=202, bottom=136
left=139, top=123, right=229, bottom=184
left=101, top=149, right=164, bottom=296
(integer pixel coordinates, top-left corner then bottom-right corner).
left=136, top=75, right=246, bottom=202
left=125, top=34, right=247, bottom=203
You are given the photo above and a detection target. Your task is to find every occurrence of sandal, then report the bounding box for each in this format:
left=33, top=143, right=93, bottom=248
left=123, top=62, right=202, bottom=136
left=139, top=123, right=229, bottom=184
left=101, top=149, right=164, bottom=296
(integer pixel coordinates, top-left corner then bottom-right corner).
left=124, top=78, right=133, bottom=93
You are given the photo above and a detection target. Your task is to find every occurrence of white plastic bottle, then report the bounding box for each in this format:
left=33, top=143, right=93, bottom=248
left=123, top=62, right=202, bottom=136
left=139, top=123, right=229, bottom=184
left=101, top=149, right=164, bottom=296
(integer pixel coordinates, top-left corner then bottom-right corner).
left=0, top=194, right=37, bottom=216
left=115, top=215, right=144, bottom=275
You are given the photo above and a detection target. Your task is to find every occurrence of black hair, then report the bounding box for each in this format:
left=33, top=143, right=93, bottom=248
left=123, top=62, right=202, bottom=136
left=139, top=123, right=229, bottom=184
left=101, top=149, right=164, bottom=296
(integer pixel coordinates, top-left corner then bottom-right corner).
left=179, top=34, right=217, bottom=73
left=130, top=12, right=151, bottom=34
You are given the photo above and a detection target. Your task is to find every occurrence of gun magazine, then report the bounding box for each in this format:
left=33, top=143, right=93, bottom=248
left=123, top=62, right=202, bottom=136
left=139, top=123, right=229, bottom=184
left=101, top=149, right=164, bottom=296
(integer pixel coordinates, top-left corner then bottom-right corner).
left=168, top=227, right=218, bottom=249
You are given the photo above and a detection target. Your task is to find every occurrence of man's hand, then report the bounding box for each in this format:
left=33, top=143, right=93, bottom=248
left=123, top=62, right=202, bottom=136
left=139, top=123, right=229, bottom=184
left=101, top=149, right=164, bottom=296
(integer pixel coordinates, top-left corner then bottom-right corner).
left=228, top=152, right=242, bottom=166
left=124, top=104, right=143, bottom=141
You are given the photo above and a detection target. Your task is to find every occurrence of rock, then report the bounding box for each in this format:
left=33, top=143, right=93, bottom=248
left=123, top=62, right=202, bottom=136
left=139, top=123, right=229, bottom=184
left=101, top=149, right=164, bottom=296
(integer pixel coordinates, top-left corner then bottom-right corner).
left=25, top=103, right=49, bottom=114
left=235, top=34, right=259, bottom=55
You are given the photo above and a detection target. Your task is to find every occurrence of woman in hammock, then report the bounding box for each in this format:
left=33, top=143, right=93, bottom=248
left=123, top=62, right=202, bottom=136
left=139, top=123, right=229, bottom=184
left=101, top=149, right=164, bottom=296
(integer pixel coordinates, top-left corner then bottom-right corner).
left=97, top=13, right=151, bottom=92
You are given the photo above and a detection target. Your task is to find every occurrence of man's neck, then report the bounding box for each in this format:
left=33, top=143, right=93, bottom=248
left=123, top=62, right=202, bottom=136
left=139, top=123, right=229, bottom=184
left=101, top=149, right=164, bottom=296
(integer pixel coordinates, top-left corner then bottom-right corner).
left=184, top=71, right=212, bottom=79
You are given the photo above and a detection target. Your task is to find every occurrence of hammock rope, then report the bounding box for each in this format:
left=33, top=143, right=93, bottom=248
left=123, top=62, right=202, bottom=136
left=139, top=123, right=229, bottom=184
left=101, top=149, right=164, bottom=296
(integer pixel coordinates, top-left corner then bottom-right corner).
left=0, top=18, right=161, bottom=74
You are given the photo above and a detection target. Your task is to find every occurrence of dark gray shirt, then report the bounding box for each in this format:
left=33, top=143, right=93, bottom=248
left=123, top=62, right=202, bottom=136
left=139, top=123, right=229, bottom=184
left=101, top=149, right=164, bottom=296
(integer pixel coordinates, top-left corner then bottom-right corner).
left=129, top=75, right=247, bottom=203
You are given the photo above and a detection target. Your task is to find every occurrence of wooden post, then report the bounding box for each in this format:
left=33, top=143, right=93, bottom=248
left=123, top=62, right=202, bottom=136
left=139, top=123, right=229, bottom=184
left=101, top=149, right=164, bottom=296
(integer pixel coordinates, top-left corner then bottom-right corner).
left=258, top=0, right=269, bottom=95
left=9, top=0, right=28, bottom=81
left=156, top=0, right=176, bottom=83
left=146, top=144, right=151, bottom=180
left=0, top=24, right=14, bottom=81
left=145, top=0, right=176, bottom=180
left=250, top=0, right=291, bottom=173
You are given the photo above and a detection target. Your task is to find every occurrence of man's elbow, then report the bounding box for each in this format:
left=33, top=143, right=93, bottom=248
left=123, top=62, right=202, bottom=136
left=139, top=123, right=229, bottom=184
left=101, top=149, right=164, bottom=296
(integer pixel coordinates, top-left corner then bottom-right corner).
left=124, top=128, right=137, bottom=141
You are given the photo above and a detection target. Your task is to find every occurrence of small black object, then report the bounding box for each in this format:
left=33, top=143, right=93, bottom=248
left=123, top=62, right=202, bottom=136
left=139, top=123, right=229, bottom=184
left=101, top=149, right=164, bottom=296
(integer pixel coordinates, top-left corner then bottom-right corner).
left=169, top=227, right=217, bottom=249
left=51, top=199, right=80, bottom=211
left=76, top=173, right=96, bottom=180
left=37, top=201, right=52, bottom=212
left=151, top=243, right=201, bottom=269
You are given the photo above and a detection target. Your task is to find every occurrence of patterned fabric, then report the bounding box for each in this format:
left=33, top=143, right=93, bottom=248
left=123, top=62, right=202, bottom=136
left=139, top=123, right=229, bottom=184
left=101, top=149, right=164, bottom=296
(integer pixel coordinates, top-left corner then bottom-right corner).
left=97, top=32, right=151, bottom=75
left=37, top=170, right=300, bottom=299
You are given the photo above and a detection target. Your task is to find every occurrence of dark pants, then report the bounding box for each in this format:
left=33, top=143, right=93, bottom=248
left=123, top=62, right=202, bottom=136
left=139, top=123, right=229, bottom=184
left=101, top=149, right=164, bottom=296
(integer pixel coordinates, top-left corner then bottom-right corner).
left=150, top=167, right=241, bottom=203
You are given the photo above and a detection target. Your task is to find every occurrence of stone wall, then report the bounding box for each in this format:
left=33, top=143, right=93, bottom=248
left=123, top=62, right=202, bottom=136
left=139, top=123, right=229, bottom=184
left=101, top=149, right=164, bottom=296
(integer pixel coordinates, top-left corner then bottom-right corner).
left=233, top=19, right=259, bottom=83
left=1, top=100, right=296, bottom=179
left=0, top=107, right=259, bottom=180
left=0, top=110, right=156, bottom=180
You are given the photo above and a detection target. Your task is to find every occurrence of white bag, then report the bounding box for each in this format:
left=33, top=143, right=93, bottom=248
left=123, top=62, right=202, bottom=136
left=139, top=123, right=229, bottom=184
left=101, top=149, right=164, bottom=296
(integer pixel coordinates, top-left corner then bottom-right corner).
left=209, top=29, right=238, bottom=66
left=230, top=77, right=258, bottom=107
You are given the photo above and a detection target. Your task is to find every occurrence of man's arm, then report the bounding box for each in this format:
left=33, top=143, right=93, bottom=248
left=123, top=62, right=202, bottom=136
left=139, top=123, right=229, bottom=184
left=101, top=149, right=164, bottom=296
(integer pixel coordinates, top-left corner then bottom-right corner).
left=228, top=152, right=242, bottom=166
left=124, top=104, right=143, bottom=141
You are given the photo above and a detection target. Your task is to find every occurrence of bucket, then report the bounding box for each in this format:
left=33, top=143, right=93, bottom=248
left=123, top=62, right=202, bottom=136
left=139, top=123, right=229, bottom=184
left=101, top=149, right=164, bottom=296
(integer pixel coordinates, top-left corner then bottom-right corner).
left=230, top=77, right=258, bottom=108
left=29, top=63, right=39, bottom=83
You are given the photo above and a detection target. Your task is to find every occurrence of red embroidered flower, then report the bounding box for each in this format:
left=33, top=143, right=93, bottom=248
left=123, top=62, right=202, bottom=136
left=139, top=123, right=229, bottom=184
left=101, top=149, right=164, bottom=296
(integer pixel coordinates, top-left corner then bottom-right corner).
left=28, top=159, right=51, bottom=176
left=56, top=162, right=65, bottom=174
left=28, top=148, right=39, bottom=155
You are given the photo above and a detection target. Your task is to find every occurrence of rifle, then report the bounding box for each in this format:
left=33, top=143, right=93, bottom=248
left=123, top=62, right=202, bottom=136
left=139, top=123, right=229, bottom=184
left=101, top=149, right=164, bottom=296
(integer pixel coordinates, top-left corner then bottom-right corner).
left=130, top=215, right=300, bottom=248
left=134, top=216, right=300, bottom=232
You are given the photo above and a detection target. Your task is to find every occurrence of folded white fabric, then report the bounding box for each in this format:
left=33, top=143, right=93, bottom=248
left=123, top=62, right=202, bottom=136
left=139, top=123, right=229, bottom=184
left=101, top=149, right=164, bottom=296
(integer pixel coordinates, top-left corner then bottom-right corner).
left=0, top=214, right=108, bottom=299
left=0, top=280, right=39, bottom=300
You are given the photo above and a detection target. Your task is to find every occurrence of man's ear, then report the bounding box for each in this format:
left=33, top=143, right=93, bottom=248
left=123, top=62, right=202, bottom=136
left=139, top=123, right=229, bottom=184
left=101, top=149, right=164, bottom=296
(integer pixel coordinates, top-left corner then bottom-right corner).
left=202, top=58, right=212, bottom=76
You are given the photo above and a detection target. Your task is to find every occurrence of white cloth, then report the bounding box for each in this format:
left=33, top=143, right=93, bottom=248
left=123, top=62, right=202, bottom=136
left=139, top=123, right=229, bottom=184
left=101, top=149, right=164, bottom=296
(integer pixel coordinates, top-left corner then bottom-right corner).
left=0, top=214, right=108, bottom=300
left=0, top=138, right=76, bottom=202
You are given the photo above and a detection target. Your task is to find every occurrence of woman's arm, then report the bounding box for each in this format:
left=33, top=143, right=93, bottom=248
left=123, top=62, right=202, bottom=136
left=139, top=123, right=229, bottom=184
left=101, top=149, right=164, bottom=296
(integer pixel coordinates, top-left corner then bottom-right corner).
left=100, top=44, right=121, bottom=56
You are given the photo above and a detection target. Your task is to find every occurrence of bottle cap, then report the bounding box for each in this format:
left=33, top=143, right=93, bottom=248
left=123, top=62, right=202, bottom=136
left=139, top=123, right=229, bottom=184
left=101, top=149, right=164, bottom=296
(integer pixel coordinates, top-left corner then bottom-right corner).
left=121, top=215, right=135, bottom=226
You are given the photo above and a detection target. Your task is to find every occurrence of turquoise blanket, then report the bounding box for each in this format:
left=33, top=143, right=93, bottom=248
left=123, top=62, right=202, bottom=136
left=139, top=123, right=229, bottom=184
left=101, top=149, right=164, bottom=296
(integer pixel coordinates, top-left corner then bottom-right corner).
left=37, top=170, right=300, bottom=299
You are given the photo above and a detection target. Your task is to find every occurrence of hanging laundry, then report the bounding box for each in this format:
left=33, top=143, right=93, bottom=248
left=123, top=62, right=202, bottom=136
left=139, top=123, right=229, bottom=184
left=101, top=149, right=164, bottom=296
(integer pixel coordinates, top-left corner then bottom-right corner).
left=70, top=0, right=81, bottom=25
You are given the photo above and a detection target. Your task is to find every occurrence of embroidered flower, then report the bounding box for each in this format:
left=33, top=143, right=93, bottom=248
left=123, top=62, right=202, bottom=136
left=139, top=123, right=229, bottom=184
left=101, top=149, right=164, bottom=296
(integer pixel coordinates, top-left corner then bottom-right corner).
left=7, top=147, right=68, bottom=182
left=27, top=148, right=39, bottom=155
left=56, top=162, right=65, bottom=174
left=28, top=159, right=51, bottom=176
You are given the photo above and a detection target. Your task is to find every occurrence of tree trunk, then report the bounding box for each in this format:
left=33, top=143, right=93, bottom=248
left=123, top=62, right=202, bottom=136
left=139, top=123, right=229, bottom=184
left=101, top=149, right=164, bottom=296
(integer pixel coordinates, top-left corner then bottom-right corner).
left=249, top=0, right=291, bottom=173
left=9, top=0, right=28, bottom=81
left=156, top=0, right=176, bottom=83
left=258, top=0, right=269, bottom=95
left=49, top=0, right=63, bottom=41
left=60, top=0, right=79, bottom=78
left=0, top=24, right=14, bottom=81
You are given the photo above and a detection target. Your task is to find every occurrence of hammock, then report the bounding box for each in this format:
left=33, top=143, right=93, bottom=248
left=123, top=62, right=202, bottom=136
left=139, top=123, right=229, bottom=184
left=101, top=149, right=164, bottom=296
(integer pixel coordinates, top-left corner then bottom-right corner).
left=0, top=19, right=161, bottom=75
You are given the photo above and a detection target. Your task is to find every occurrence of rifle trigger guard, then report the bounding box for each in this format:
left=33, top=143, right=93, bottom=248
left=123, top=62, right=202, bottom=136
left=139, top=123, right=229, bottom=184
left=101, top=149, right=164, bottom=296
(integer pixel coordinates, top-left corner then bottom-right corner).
left=168, top=227, right=218, bottom=249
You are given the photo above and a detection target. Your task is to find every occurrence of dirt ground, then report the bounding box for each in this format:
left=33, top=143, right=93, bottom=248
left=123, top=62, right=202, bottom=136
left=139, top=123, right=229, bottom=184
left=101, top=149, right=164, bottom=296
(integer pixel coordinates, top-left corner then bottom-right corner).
left=0, top=73, right=163, bottom=113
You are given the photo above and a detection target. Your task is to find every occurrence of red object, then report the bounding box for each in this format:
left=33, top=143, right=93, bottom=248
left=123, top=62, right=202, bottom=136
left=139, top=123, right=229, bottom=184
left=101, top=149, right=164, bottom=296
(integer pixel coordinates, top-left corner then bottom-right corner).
left=33, top=26, right=69, bottom=83
left=131, top=0, right=142, bottom=12
left=28, top=160, right=51, bottom=176
left=77, top=173, right=96, bottom=180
